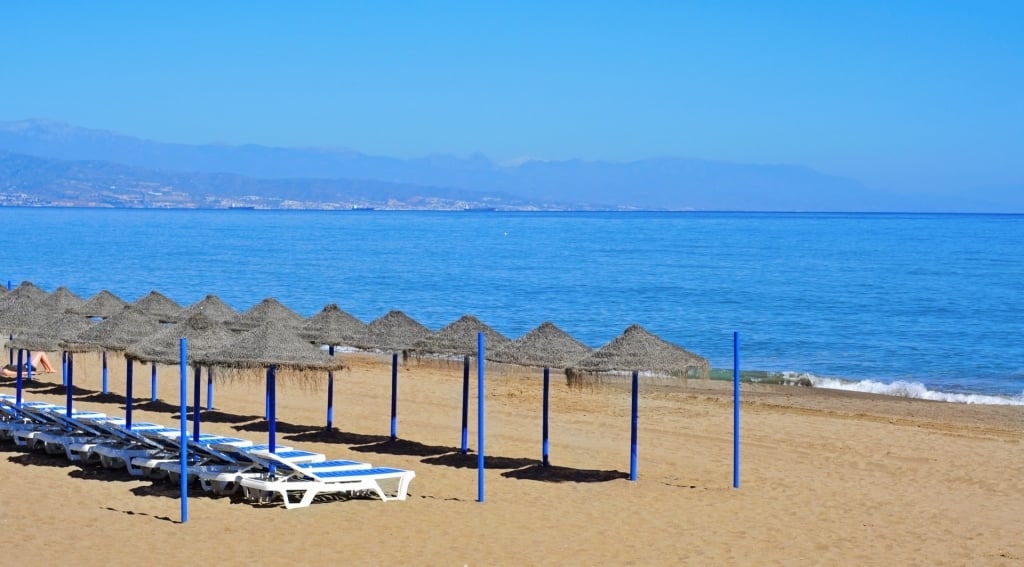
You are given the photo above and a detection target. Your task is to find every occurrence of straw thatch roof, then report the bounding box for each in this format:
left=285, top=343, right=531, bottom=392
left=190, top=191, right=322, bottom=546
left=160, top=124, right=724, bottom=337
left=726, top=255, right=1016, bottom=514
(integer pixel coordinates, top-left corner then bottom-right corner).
left=300, top=303, right=367, bottom=346
left=38, top=286, right=86, bottom=315
left=227, top=297, right=306, bottom=332
left=487, top=321, right=593, bottom=368
left=412, top=314, right=510, bottom=357
left=8, top=310, right=95, bottom=352
left=178, top=294, right=238, bottom=323
left=194, top=322, right=346, bottom=372
left=354, top=310, right=432, bottom=352
left=567, top=324, right=710, bottom=379
left=124, top=312, right=236, bottom=366
left=63, top=305, right=164, bottom=352
left=0, top=288, right=47, bottom=333
left=72, top=290, right=128, bottom=319
left=131, top=290, right=183, bottom=322
left=5, top=281, right=49, bottom=302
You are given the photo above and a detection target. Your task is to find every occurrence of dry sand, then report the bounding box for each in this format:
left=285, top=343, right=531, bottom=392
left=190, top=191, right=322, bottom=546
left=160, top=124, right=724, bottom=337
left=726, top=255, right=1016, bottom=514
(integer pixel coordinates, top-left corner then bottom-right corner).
left=1, top=351, right=1022, bottom=566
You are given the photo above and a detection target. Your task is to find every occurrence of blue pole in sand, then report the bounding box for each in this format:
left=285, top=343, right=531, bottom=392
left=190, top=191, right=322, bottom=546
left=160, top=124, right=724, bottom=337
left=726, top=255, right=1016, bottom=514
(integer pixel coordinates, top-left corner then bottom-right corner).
left=192, top=365, right=202, bottom=441
left=390, top=352, right=398, bottom=440
left=102, top=351, right=108, bottom=394
left=542, top=367, right=550, bottom=467
left=151, top=363, right=157, bottom=402
left=66, top=353, right=74, bottom=416
left=65, top=352, right=74, bottom=419
left=460, top=356, right=469, bottom=453
left=733, top=331, right=741, bottom=489
left=62, top=351, right=67, bottom=387
left=268, top=365, right=277, bottom=453
left=125, top=359, right=134, bottom=429
left=630, top=370, right=639, bottom=482
left=15, top=350, right=23, bottom=407
left=206, top=367, right=214, bottom=411
left=326, top=345, right=334, bottom=429
left=477, top=333, right=485, bottom=503
left=179, top=338, right=188, bottom=523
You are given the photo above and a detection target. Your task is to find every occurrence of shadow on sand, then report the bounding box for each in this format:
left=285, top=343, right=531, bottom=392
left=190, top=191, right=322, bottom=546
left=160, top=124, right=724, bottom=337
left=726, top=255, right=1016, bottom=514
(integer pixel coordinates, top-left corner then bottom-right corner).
left=501, top=464, right=629, bottom=483
left=285, top=428, right=392, bottom=446
left=350, top=438, right=458, bottom=458
left=421, top=451, right=541, bottom=470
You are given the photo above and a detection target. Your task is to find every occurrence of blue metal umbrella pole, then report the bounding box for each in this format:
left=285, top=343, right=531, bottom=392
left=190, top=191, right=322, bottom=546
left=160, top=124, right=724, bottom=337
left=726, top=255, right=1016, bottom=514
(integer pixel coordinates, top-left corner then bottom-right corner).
left=66, top=353, right=75, bottom=419
left=178, top=337, right=188, bottom=524
left=326, top=345, right=335, bottom=430
left=460, top=355, right=470, bottom=454
left=268, top=365, right=277, bottom=453
left=61, top=351, right=67, bottom=387
left=477, top=333, right=485, bottom=503
left=101, top=351, right=108, bottom=394
left=125, top=359, right=134, bottom=429
left=733, top=331, right=741, bottom=489
left=192, top=365, right=202, bottom=441
left=206, top=367, right=214, bottom=411
left=630, top=370, right=639, bottom=482
left=390, top=352, right=398, bottom=441
left=14, top=349, right=23, bottom=407
left=150, top=362, right=158, bottom=402
left=542, top=367, right=550, bottom=467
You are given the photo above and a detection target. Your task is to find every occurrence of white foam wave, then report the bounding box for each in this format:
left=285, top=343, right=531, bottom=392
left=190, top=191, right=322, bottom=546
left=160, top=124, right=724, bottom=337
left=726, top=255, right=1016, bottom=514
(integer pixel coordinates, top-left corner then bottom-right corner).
left=779, top=372, right=1024, bottom=406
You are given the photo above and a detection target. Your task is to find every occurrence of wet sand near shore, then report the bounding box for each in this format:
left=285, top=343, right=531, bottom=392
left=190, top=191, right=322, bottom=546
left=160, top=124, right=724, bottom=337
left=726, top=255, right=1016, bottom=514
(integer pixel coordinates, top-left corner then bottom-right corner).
left=1, top=351, right=1022, bottom=566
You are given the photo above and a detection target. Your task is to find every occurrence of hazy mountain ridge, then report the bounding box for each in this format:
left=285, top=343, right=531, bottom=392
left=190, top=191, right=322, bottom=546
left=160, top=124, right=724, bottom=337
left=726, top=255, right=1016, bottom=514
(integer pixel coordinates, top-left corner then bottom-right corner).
left=1, top=119, right=1017, bottom=211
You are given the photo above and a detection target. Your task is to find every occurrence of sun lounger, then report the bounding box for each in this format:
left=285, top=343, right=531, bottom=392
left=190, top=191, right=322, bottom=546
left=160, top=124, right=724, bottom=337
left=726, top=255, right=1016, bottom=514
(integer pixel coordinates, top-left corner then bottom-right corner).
left=237, top=452, right=415, bottom=509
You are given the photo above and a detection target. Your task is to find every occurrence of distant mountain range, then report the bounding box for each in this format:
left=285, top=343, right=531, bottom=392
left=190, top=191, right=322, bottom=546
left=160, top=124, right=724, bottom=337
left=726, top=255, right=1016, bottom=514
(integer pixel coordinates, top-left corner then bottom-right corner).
left=0, top=119, right=1019, bottom=211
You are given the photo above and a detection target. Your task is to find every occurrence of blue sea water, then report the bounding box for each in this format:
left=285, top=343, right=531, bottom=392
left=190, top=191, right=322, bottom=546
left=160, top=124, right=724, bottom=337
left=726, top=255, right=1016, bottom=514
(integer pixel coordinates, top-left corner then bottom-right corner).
left=3, top=207, right=1023, bottom=404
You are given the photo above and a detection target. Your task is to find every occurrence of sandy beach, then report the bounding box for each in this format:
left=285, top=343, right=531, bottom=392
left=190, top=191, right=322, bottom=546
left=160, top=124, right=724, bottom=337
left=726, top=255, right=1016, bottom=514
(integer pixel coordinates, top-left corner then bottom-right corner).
left=1, top=351, right=1022, bottom=566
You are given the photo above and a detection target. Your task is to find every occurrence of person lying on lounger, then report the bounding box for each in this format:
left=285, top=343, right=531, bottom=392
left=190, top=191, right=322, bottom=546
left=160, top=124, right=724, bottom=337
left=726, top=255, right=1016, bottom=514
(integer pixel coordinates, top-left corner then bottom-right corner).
left=1, top=351, right=57, bottom=377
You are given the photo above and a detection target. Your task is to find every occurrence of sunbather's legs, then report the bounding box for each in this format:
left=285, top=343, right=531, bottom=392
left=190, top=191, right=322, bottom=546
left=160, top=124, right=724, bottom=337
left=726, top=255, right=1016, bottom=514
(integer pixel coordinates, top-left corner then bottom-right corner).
left=30, top=352, right=56, bottom=373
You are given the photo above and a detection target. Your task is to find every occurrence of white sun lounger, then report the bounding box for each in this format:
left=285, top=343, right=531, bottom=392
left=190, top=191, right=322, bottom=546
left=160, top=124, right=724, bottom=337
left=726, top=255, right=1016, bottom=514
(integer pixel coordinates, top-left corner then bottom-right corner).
left=238, top=452, right=415, bottom=509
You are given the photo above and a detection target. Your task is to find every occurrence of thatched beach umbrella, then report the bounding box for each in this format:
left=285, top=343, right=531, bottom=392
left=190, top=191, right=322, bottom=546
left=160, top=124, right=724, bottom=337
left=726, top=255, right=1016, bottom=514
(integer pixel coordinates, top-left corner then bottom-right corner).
left=299, top=303, right=368, bottom=429
left=567, top=324, right=711, bottom=482
left=131, top=290, right=183, bottom=323
left=6, top=310, right=93, bottom=408
left=353, top=310, right=432, bottom=440
left=227, top=297, right=306, bottom=332
left=72, top=290, right=128, bottom=319
left=413, top=314, right=509, bottom=453
left=194, top=323, right=347, bottom=452
left=125, top=312, right=236, bottom=431
left=412, top=314, right=510, bottom=357
left=63, top=305, right=164, bottom=406
left=567, top=324, right=710, bottom=381
left=37, top=286, right=86, bottom=315
left=178, top=294, right=239, bottom=323
left=488, top=321, right=593, bottom=466
left=0, top=284, right=48, bottom=376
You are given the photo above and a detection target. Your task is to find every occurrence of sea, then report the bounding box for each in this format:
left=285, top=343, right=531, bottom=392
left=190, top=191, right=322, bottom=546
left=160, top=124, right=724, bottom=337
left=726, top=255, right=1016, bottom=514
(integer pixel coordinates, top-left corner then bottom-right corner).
left=3, top=207, right=1022, bottom=405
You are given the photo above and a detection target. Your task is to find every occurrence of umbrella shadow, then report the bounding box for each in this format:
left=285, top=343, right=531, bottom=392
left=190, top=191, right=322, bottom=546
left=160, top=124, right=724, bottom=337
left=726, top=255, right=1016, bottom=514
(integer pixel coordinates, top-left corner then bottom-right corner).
left=421, top=451, right=542, bottom=470
left=128, top=481, right=205, bottom=500
left=187, top=409, right=261, bottom=425
left=132, top=399, right=193, bottom=415
left=350, top=438, right=458, bottom=458
left=35, top=384, right=96, bottom=397
left=285, top=428, right=392, bottom=446
left=78, top=392, right=134, bottom=405
left=233, top=419, right=322, bottom=435
left=501, top=463, right=630, bottom=483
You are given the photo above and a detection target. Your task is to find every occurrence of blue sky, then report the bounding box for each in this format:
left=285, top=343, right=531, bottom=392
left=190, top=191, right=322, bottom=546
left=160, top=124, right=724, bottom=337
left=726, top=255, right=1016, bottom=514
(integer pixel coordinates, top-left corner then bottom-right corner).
left=1, top=1, right=1021, bottom=194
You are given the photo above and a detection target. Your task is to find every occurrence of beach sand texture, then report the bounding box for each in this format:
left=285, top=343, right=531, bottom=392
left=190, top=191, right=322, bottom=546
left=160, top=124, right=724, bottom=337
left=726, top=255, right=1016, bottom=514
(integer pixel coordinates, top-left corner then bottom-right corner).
left=1, top=352, right=1022, bottom=566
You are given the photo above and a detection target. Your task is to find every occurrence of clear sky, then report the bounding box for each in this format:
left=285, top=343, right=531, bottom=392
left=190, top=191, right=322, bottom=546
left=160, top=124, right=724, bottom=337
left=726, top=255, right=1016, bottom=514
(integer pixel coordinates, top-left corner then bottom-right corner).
left=1, top=1, right=1021, bottom=194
